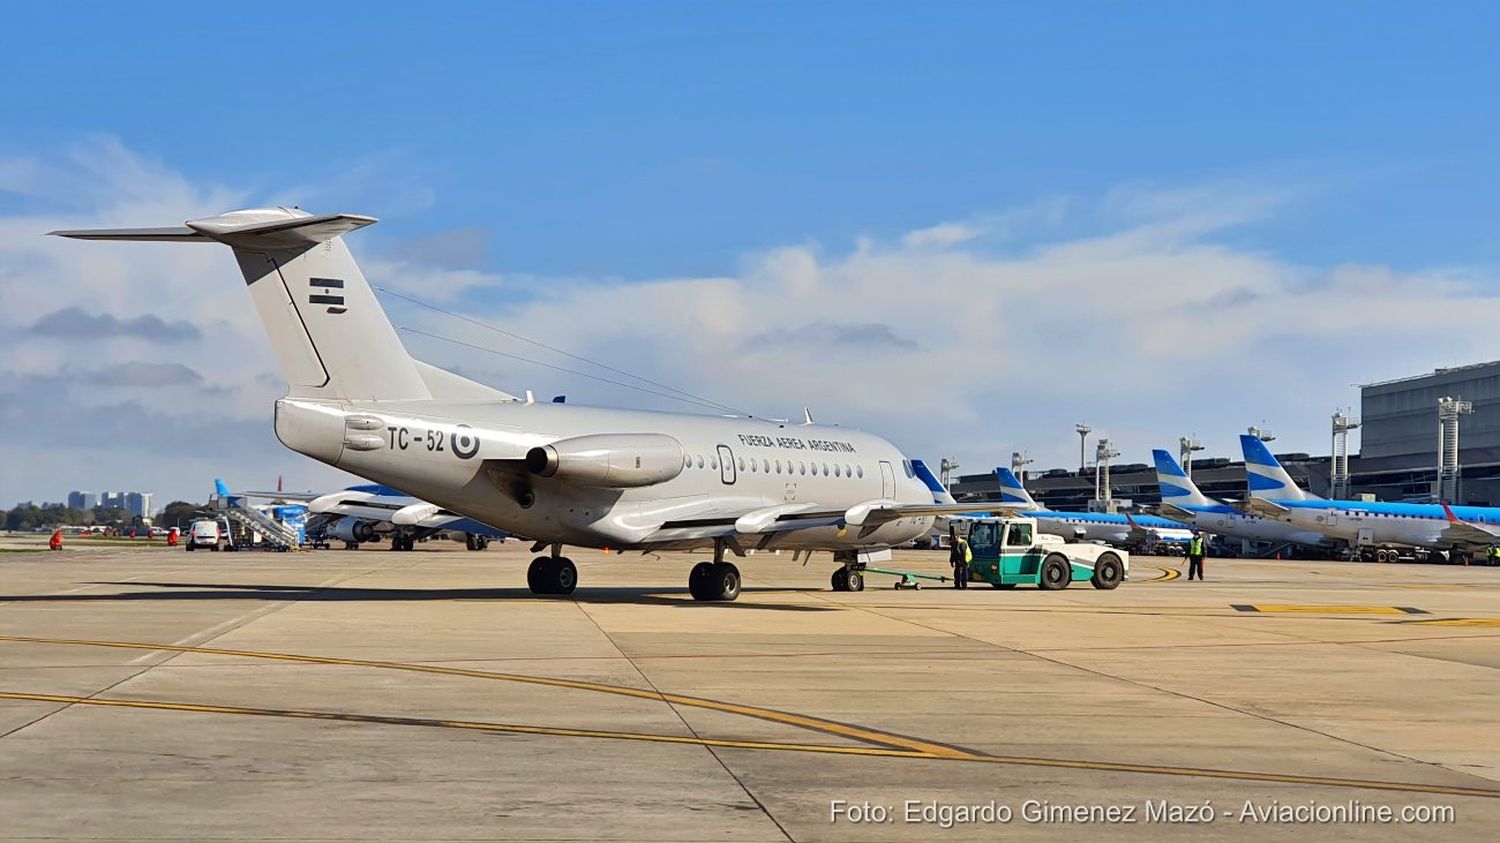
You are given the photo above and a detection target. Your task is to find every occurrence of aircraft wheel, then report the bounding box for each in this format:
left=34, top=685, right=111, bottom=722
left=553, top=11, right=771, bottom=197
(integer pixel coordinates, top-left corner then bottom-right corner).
left=553, top=557, right=578, bottom=595
left=1039, top=554, right=1072, bottom=590
left=845, top=570, right=864, bottom=592
left=710, top=562, right=741, bottom=601
left=465, top=534, right=478, bottom=551
left=689, top=561, right=716, bottom=600
left=830, top=567, right=849, bottom=591
left=991, top=582, right=1017, bottom=589
left=1091, top=553, right=1124, bottom=590
left=528, top=557, right=554, bottom=594
left=476, top=536, right=489, bottom=551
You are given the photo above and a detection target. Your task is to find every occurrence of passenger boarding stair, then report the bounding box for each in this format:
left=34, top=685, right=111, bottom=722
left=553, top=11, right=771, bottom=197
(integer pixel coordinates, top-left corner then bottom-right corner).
left=211, top=494, right=300, bottom=550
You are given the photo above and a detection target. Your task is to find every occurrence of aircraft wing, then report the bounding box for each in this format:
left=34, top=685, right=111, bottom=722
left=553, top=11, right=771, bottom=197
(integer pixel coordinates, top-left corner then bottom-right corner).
left=236, top=490, right=319, bottom=502
left=1437, top=503, right=1500, bottom=549
left=639, top=499, right=1025, bottom=548
left=842, top=500, right=1025, bottom=527
left=1237, top=497, right=1291, bottom=519
left=1157, top=502, right=1199, bottom=520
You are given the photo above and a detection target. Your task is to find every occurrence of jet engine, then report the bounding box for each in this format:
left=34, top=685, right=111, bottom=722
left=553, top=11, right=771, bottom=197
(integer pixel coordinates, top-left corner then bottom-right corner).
left=525, top=433, right=685, bottom=488
left=327, top=516, right=376, bottom=543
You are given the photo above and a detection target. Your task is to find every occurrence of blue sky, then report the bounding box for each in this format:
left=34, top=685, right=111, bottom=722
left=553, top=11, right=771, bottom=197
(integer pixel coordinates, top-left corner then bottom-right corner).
left=3, top=3, right=1500, bottom=505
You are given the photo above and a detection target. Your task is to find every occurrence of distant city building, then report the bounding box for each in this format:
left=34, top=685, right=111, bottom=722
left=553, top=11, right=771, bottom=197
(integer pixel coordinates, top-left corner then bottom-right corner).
left=99, top=492, right=125, bottom=511
left=67, top=491, right=99, bottom=510
left=125, top=492, right=153, bottom=519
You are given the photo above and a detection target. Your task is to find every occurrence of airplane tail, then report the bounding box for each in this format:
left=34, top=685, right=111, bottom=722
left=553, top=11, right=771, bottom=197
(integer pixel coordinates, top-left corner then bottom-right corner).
left=910, top=459, right=956, bottom=504
left=1152, top=449, right=1213, bottom=507
left=994, top=467, right=1039, bottom=508
left=1239, top=434, right=1314, bottom=501
left=52, top=208, right=509, bottom=404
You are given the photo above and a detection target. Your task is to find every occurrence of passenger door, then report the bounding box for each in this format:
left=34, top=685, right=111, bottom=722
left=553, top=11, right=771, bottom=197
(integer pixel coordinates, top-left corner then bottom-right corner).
left=717, top=445, right=736, bottom=485
left=879, top=461, right=896, bottom=499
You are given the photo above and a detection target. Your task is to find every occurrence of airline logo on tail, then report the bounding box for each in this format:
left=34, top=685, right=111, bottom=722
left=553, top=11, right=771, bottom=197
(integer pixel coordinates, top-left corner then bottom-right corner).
left=994, top=468, right=1039, bottom=508
left=910, top=459, right=955, bottom=505
left=1151, top=450, right=1211, bottom=507
left=1239, top=435, right=1313, bottom=501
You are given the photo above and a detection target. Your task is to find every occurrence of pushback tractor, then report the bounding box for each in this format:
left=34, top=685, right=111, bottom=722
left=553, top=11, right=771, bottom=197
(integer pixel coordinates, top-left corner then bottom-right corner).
left=963, top=516, right=1128, bottom=590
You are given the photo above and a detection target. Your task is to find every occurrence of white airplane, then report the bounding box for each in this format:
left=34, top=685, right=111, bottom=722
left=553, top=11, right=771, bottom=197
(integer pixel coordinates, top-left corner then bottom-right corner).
left=1149, top=450, right=1332, bottom=549
left=243, top=482, right=508, bottom=551
left=55, top=207, right=1011, bottom=600
left=1240, top=434, right=1500, bottom=562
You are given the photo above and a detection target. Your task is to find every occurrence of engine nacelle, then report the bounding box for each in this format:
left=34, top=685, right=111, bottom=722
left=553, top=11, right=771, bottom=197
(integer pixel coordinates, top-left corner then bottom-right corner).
left=526, top=433, right=685, bottom=488
left=328, top=516, right=376, bottom=543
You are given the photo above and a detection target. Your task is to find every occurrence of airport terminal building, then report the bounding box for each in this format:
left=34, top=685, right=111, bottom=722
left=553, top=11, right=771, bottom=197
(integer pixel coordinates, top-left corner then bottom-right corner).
left=953, top=360, right=1500, bottom=509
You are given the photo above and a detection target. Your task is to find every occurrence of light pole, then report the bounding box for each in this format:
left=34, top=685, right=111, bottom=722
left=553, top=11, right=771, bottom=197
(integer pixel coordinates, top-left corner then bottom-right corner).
left=1075, top=423, right=1092, bottom=475
left=1179, top=436, right=1204, bottom=477
left=1011, top=451, right=1033, bottom=484
left=1331, top=411, right=1360, bottom=498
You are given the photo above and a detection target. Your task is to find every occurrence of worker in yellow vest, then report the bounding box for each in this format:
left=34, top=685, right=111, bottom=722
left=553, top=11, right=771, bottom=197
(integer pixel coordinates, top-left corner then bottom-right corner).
left=948, top=526, right=972, bottom=589
left=1187, top=533, right=1207, bottom=581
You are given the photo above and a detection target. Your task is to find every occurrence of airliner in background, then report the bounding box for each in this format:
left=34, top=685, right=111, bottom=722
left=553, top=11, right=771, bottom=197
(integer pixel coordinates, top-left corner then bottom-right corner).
left=220, top=480, right=508, bottom=551
left=1240, top=434, right=1500, bottom=563
left=989, top=467, right=1193, bottom=550
left=1150, top=449, right=1333, bottom=551
left=56, top=207, right=1011, bottom=600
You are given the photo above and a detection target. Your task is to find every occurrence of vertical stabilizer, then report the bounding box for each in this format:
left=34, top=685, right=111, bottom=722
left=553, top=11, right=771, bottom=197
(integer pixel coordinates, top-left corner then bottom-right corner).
left=1240, top=435, right=1315, bottom=501
left=1152, top=449, right=1213, bottom=507
left=911, top=459, right=956, bottom=504
left=54, top=208, right=432, bottom=402
left=994, top=467, right=1040, bottom=508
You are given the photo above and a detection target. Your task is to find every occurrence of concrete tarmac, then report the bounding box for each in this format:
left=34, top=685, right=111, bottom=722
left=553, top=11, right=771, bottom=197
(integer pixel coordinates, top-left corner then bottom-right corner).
left=2, top=539, right=1498, bottom=840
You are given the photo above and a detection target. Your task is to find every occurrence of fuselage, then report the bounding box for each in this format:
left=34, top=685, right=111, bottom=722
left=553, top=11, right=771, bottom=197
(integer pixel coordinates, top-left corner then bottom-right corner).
left=275, top=396, right=937, bottom=551
left=1168, top=502, right=1331, bottom=546
left=1020, top=509, right=1192, bottom=546
left=1268, top=498, right=1500, bottom=549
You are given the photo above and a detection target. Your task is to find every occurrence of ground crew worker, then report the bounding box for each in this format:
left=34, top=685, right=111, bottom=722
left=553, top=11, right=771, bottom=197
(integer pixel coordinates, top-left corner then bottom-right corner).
left=48, top=529, right=63, bottom=551
left=1186, top=532, right=1206, bottom=581
left=948, top=527, right=972, bottom=589
left=1486, top=545, right=1498, bottom=566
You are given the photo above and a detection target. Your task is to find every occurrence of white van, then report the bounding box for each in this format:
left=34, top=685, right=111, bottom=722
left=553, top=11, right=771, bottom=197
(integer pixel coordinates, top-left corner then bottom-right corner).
left=185, top=519, right=225, bottom=551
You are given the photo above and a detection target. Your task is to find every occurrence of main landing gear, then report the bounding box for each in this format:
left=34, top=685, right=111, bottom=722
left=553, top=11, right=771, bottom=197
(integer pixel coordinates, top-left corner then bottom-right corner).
left=528, top=545, right=577, bottom=595
left=688, top=539, right=741, bottom=601
left=830, top=566, right=864, bottom=592
left=829, top=551, right=865, bottom=592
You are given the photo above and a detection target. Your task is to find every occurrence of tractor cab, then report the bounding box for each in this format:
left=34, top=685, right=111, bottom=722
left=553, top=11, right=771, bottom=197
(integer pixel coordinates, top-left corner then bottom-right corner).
left=964, top=516, right=1047, bottom=585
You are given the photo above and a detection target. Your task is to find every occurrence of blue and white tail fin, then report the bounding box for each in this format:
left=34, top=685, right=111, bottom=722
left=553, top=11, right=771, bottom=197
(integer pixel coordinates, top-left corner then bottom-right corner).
left=1239, top=434, right=1316, bottom=501
left=994, top=467, right=1040, bottom=508
left=911, top=459, right=956, bottom=504
left=1152, top=449, right=1213, bottom=507
left=53, top=208, right=513, bottom=404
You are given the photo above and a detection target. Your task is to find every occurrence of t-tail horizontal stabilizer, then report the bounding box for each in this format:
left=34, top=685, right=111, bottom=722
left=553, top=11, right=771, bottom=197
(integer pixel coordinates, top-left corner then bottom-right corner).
left=52, top=207, right=513, bottom=405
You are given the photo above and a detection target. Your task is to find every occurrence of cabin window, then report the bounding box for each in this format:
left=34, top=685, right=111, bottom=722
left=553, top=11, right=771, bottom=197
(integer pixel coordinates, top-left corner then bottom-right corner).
left=738, top=458, right=745, bottom=471
left=695, top=455, right=704, bottom=469
left=762, top=459, right=771, bottom=474
left=833, top=464, right=841, bottom=477
left=857, top=465, right=865, bottom=479
left=775, top=459, right=782, bottom=474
